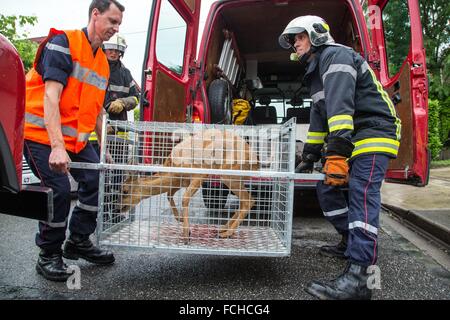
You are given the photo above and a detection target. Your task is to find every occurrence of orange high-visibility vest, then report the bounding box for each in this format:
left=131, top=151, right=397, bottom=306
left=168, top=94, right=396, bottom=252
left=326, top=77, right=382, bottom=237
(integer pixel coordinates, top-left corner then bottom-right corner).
left=24, top=28, right=109, bottom=153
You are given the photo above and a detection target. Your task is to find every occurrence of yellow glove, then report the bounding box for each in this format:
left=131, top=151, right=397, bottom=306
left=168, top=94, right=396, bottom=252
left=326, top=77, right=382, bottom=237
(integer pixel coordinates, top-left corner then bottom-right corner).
left=108, top=99, right=125, bottom=114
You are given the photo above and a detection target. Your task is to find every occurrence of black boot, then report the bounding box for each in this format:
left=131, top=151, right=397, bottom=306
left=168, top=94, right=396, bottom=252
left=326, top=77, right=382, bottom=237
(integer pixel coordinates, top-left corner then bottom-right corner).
left=36, top=249, right=74, bottom=282
left=305, top=262, right=372, bottom=300
left=319, top=233, right=348, bottom=259
left=63, top=233, right=115, bottom=265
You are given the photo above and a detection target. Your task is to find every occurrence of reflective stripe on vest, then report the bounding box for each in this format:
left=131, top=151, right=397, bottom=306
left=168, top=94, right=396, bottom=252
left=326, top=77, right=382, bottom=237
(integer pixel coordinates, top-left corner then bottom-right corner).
left=109, top=84, right=130, bottom=94
left=328, top=114, right=354, bottom=132
left=311, top=91, right=325, bottom=104
left=322, top=64, right=357, bottom=83
left=89, top=132, right=98, bottom=141
left=24, top=28, right=109, bottom=154
left=25, top=112, right=76, bottom=137
left=25, top=112, right=91, bottom=144
left=352, top=138, right=400, bottom=157
left=306, top=131, right=327, bottom=144
left=117, top=131, right=129, bottom=139
left=72, top=62, right=108, bottom=91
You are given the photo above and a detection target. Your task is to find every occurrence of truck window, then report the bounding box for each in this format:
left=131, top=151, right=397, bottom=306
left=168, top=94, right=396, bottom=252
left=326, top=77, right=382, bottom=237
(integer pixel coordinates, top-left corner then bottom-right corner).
left=155, top=0, right=187, bottom=75
left=382, top=1, right=411, bottom=77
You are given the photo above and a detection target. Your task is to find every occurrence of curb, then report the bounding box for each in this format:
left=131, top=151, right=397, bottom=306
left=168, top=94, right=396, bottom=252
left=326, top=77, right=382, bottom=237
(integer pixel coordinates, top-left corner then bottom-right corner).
left=382, top=203, right=450, bottom=248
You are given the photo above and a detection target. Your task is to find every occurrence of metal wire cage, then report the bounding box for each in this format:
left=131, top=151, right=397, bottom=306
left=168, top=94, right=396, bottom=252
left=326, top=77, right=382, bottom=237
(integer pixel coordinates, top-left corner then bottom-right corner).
left=97, top=119, right=296, bottom=256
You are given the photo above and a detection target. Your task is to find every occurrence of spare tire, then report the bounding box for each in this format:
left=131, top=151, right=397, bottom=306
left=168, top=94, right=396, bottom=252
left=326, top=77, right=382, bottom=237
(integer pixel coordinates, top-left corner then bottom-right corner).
left=208, top=79, right=232, bottom=124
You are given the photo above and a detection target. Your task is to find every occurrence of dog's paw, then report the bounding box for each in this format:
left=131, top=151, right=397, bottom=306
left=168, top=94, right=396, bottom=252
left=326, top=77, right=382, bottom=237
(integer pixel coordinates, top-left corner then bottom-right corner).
left=218, top=227, right=235, bottom=238
left=182, top=228, right=191, bottom=244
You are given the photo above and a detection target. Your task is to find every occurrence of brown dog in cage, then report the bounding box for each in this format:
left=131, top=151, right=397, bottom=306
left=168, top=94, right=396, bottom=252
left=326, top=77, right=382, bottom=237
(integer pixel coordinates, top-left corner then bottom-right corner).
left=120, top=129, right=259, bottom=242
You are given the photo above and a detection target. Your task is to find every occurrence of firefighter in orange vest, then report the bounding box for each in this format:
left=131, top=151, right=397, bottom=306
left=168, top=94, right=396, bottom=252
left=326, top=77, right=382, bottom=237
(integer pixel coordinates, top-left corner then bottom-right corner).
left=23, top=0, right=124, bottom=282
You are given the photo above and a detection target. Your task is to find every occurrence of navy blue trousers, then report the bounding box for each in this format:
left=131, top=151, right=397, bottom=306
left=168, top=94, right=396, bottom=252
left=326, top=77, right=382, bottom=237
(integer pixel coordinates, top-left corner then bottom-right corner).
left=24, top=140, right=100, bottom=252
left=316, top=154, right=390, bottom=266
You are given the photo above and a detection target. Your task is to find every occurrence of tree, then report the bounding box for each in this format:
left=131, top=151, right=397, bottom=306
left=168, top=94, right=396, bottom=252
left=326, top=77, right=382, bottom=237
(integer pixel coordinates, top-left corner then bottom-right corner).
left=383, top=1, right=450, bottom=151
left=383, top=0, right=411, bottom=77
left=419, top=0, right=450, bottom=100
left=0, top=14, right=39, bottom=72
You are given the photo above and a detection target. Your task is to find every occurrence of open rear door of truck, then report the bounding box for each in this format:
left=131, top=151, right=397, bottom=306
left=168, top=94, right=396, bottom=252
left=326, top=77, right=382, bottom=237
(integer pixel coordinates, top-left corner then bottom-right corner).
left=141, top=0, right=201, bottom=123
left=365, top=0, right=429, bottom=186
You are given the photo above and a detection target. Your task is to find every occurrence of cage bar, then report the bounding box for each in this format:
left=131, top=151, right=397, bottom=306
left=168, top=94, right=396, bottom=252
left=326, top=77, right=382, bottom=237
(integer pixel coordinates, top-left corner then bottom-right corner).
left=73, top=119, right=297, bottom=256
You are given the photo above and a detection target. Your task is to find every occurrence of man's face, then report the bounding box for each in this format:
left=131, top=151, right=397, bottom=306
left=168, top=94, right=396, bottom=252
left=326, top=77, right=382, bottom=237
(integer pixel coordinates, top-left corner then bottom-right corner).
left=294, top=32, right=311, bottom=57
left=91, top=4, right=123, bottom=41
left=105, top=49, right=121, bottom=61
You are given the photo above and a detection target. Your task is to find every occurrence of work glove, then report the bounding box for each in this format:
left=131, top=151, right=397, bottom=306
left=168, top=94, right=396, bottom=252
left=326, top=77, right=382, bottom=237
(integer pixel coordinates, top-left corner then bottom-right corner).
left=295, top=161, right=313, bottom=173
left=108, top=99, right=125, bottom=114
left=295, top=153, right=319, bottom=173
left=121, top=96, right=139, bottom=110
left=322, top=155, right=349, bottom=186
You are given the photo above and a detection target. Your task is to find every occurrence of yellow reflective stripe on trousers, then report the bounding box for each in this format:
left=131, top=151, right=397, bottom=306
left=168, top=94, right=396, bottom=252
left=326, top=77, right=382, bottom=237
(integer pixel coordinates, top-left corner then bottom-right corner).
left=352, top=138, right=400, bottom=157
left=328, top=115, right=354, bottom=132
left=306, top=131, right=327, bottom=144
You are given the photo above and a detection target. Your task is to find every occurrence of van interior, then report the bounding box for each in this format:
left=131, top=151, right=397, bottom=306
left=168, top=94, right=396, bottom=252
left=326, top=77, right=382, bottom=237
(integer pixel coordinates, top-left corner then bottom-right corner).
left=202, top=0, right=362, bottom=128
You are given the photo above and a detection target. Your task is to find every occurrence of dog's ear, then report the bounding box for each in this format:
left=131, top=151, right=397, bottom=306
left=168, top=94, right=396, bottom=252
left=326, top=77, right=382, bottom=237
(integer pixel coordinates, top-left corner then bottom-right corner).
left=124, top=157, right=139, bottom=183
left=123, top=171, right=138, bottom=183
left=127, top=156, right=138, bottom=166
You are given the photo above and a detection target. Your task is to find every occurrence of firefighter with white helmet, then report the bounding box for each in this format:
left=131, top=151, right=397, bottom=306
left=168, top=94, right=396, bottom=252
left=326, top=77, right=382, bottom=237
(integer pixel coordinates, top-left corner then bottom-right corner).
left=279, top=16, right=401, bottom=300
left=90, top=33, right=139, bottom=148
left=103, top=33, right=128, bottom=56
left=279, top=15, right=335, bottom=64
left=102, top=33, right=139, bottom=119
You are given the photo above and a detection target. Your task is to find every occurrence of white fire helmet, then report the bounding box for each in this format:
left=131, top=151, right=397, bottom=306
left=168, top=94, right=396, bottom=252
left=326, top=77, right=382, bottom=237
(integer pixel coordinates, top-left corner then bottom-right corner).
left=103, top=33, right=127, bottom=56
left=278, top=15, right=335, bottom=50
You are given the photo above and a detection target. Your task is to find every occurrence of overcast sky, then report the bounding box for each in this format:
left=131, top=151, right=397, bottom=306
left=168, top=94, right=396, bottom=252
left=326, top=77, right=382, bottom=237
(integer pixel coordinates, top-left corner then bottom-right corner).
left=1, top=0, right=216, bottom=83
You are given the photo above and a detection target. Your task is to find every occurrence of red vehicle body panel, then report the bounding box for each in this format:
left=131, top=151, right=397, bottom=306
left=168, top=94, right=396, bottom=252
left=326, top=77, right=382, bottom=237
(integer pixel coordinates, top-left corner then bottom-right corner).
left=142, top=0, right=201, bottom=123
left=367, top=0, right=429, bottom=185
left=0, top=35, right=25, bottom=188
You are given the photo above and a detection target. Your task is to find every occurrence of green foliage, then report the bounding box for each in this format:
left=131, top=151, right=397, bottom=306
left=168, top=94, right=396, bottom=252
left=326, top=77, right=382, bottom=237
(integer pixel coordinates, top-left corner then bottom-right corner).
left=439, top=97, right=450, bottom=145
left=13, top=40, right=39, bottom=71
left=0, top=14, right=39, bottom=72
left=419, top=0, right=450, bottom=101
left=383, top=1, right=450, bottom=158
left=428, top=100, right=443, bottom=159
left=383, top=0, right=411, bottom=77
left=431, top=159, right=450, bottom=169
left=134, top=107, right=140, bottom=121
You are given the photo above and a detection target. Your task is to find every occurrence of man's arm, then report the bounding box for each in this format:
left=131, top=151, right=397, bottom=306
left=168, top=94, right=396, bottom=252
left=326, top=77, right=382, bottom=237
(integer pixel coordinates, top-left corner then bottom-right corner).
left=44, top=80, right=70, bottom=174
left=319, top=47, right=356, bottom=145
left=94, top=108, right=113, bottom=163
left=94, top=108, right=106, bottom=148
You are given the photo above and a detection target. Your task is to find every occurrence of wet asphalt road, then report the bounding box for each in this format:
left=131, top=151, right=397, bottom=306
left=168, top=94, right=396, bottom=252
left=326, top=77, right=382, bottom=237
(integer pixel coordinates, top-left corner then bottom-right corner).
left=1, top=206, right=449, bottom=301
